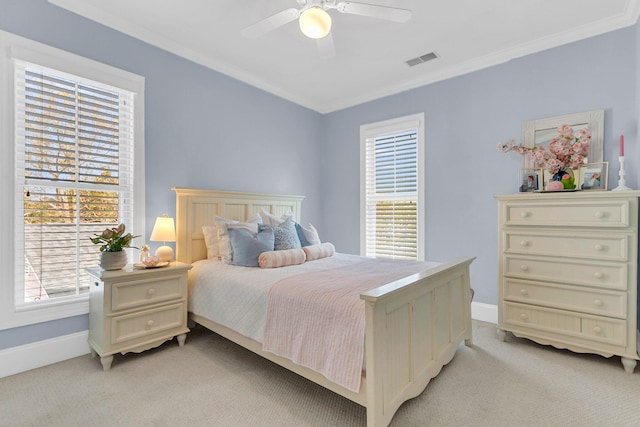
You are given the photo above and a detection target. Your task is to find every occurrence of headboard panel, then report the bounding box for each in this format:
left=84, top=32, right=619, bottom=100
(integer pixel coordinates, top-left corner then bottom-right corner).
left=173, top=187, right=305, bottom=264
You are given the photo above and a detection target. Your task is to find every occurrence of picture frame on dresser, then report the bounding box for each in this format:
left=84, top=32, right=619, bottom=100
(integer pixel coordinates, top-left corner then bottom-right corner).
left=518, top=169, right=541, bottom=192
left=521, top=109, right=604, bottom=170
left=579, top=162, right=608, bottom=191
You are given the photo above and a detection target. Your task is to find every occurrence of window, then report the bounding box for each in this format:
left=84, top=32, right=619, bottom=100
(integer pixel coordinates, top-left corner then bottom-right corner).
left=360, top=113, right=424, bottom=261
left=0, top=31, right=145, bottom=329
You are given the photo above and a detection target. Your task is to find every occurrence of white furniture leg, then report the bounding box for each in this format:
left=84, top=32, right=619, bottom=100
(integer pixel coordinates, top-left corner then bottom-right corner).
left=497, top=328, right=507, bottom=342
left=621, top=357, right=637, bottom=373
left=177, top=333, right=187, bottom=347
left=100, top=355, right=113, bottom=371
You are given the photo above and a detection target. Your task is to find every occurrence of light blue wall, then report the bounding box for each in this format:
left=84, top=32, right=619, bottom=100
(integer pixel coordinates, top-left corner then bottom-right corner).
left=0, top=0, right=322, bottom=350
left=319, top=26, right=639, bottom=305
left=0, top=0, right=638, bottom=352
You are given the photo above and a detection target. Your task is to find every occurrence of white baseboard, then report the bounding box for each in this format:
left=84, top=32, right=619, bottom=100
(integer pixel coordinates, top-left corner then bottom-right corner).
left=472, top=301, right=497, bottom=324
left=0, top=331, right=90, bottom=379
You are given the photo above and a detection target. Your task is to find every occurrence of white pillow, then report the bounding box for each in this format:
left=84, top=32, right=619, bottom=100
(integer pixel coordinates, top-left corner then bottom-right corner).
left=202, top=225, right=220, bottom=259
left=216, top=213, right=262, bottom=263
left=259, top=208, right=294, bottom=226
left=299, top=223, right=321, bottom=246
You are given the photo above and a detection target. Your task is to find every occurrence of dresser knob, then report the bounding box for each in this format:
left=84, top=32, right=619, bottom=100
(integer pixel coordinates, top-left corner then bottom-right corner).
left=520, top=265, right=529, bottom=272
left=594, top=211, right=605, bottom=219
left=147, top=288, right=156, bottom=296
left=593, top=299, right=603, bottom=307
left=593, top=325, right=602, bottom=334
left=594, top=244, right=604, bottom=251
left=147, top=320, right=154, bottom=328
left=594, top=272, right=604, bottom=279
left=520, top=313, right=528, bottom=321
left=520, top=211, right=530, bottom=218
left=520, top=240, right=529, bottom=247
left=520, top=289, right=528, bottom=297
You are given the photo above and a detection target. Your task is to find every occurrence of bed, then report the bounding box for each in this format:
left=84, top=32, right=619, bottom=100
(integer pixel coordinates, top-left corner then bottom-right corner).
left=173, top=187, right=475, bottom=427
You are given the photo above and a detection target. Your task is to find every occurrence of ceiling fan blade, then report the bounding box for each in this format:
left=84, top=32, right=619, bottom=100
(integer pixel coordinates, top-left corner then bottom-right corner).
left=336, top=2, right=411, bottom=23
left=316, top=33, right=336, bottom=59
left=241, top=8, right=300, bottom=39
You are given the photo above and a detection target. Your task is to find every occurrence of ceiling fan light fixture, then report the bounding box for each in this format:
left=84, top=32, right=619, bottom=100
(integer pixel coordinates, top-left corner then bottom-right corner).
left=299, top=7, right=332, bottom=39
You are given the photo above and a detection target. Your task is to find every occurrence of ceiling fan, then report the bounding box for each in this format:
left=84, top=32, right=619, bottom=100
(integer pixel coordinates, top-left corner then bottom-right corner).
left=241, top=0, right=412, bottom=59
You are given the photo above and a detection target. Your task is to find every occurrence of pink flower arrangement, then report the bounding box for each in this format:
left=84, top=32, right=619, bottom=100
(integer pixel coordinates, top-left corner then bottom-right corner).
left=498, top=124, right=591, bottom=174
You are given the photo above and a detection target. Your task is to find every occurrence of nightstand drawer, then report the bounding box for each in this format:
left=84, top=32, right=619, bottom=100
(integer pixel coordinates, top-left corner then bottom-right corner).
left=112, top=274, right=185, bottom=311
left=503, top=200, right=630, bottom=228
left=504, top=231, right=629, bottom=262
left=503, top=279, right=627, bottom=318
left=504, top=256, right=626, bottom=290
left=111, top=302, right=185, bottom=345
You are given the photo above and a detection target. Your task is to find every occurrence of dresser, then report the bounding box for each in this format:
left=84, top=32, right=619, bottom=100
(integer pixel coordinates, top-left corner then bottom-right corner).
left=87, top=261, right=192, bottom=371
left=495, top=191, right=640, bottom=373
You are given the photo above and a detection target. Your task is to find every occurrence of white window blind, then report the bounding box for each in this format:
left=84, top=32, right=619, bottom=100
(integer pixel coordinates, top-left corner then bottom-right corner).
left=361, top=114, right=424, bottom=260
left=15, top=61, right=135, bottom=306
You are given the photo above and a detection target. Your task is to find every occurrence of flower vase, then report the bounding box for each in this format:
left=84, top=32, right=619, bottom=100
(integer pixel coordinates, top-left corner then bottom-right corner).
left=100, top=251, right=127, bottom=270
left=552, top=169, right=575, bottom=190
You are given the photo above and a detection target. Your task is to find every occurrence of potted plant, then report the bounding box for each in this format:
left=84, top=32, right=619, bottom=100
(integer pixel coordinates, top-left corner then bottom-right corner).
left=90, top=223, right=140, bottom=270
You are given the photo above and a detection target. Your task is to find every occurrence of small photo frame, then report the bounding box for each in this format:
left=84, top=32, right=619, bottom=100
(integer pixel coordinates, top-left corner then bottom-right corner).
left=519, top=169, right=541, bottom=192
left=579, top=162, right=608, bottom=191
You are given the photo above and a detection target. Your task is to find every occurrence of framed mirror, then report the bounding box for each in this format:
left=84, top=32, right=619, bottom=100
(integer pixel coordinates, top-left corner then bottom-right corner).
left=522, top=109, right=604, bottom=170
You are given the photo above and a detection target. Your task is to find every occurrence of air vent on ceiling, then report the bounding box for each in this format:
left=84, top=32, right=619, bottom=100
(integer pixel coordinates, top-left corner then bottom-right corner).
left=405, top=52, right=438, bottom=67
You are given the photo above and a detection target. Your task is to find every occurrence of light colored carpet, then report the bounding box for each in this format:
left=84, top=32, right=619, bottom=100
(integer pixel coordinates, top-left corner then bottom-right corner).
left=1, top=320, right=639, bottom=426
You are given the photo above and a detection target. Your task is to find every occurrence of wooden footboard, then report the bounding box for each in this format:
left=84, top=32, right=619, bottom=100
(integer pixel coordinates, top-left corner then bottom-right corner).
left=362, top=257, right=474, bottom=427
left=173, top=188, right=474, bottom=426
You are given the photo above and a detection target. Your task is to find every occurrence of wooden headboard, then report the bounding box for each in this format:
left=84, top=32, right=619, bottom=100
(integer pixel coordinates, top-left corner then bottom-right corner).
left=173, top=187, right=305, bottom=264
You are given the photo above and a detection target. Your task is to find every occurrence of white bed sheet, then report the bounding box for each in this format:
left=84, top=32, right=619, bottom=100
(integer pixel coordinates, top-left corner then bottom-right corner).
left=188, top=252, right=370, bottom=342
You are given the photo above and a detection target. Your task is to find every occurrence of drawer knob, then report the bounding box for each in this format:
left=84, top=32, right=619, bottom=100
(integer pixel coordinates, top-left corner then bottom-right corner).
left=520, top=211, right=530, bottom=218
left=520, top=240, right=529, bottom=247
left=593, top=325, right=603, bottom=334
left=520, top=313, right=528, bottom=321
left=520, top=264, right=529, bottom=272
left=594, top=244, right=604, bottom=251
left=147, top=320, right=154, bottom=328
left=520, top=289, right=528, bottom=297
left=595, top=211, right=605, bottom=219
left=594, top=272, right=604, bottom=279
left=147, top=288, right=156, bottom=296
left=593, top=299, right=603, bottom=307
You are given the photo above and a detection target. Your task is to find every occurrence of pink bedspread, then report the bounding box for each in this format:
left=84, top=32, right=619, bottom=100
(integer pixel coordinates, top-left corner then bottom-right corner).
left=263, top=258, right=436, bottom=392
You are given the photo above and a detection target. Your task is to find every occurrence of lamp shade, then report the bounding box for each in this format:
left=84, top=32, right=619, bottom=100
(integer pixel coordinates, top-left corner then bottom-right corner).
left=299, top=7, right=332, bottom=39
left=150, top=215, right=176, bottom=262
left=150, top=216, right=176, bottom=243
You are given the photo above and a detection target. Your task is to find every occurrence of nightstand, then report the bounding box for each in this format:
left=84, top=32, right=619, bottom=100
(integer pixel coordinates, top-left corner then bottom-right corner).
left=86, top=261, right=192, bottom=371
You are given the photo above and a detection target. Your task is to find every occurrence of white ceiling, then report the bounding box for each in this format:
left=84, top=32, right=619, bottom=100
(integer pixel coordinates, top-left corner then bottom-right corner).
left=49, top=0, right=639, bottom=113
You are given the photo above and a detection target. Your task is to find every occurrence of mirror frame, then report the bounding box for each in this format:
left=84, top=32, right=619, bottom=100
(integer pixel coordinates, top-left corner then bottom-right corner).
left=522, top=109, right=604, bottom=170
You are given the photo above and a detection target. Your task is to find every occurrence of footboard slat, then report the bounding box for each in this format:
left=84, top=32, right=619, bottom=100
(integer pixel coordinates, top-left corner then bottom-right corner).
left=361, top=257, right=474, bottom=427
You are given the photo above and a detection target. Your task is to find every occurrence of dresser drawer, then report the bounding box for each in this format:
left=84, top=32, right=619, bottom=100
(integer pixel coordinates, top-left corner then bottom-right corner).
left=504, top=256, right=627, bottom=290
left=503, top=302, right=627, bottom=347
left=111, top=274, right=185, bottom=311
left=503, top=200, right=630, bottom=228
left=503, top=231, right=629, bottom=262
left=503, top=279, right=627, bottom=318
left=111, top=302, right=185, bottom=345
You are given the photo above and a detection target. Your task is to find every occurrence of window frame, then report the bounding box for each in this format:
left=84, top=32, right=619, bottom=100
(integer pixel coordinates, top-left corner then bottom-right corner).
left=0, top=30, right=145, bottom=330
left=359, top=113, right=425, bottom=261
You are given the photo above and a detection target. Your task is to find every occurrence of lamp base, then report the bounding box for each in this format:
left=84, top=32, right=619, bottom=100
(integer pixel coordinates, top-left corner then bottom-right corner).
left=155, top=245, right=174, bottom=262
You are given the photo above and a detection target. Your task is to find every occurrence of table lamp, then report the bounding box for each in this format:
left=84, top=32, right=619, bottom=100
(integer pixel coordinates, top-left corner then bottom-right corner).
left=150, top=214, right=176, bottom=262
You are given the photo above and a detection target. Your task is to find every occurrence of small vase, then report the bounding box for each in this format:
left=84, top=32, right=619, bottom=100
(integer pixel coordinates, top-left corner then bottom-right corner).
left=100, top=251, right=127, bottom=270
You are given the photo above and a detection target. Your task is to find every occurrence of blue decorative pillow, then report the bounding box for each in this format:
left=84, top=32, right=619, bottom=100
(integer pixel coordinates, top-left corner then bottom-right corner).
left=228, top=227, right=275, bottom=267
left=295, top=222, right=311, bottom=247
left=260, top=218, right=301, bottom=251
